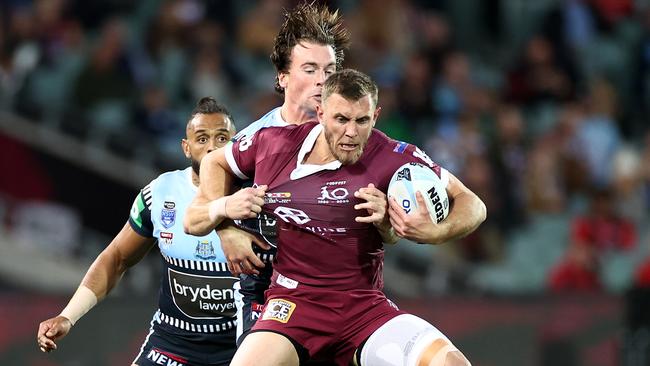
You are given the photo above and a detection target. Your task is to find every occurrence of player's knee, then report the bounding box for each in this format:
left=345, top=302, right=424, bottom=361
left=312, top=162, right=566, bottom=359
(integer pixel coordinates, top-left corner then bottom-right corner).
left=416, top=339, right=470, bottom=366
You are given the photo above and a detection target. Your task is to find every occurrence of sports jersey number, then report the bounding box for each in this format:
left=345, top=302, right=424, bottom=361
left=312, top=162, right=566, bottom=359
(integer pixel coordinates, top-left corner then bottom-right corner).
left=239, top=134, right=254, bottom=152
left=413, top=147, right=434, bottom=168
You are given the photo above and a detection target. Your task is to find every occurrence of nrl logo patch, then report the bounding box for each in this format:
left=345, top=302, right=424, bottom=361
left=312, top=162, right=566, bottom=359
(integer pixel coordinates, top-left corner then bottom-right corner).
left=262, top=298, right=296, bottom=323
left=161, top=205, right=176, bottom=229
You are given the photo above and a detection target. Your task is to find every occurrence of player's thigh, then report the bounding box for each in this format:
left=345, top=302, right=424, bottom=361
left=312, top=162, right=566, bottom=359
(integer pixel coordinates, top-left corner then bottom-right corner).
left=230, top=331, right=299, bottom=366
left=359, top=314, right=470, bottom=366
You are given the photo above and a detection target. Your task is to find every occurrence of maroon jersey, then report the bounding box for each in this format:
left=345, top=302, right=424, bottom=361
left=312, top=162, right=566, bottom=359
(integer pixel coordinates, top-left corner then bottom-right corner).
left=225, top=122, right=443, bottom=291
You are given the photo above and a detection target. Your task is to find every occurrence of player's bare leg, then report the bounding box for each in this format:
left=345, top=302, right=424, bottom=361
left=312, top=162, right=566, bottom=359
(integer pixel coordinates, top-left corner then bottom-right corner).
left=230, top=331, right=299, bottom=366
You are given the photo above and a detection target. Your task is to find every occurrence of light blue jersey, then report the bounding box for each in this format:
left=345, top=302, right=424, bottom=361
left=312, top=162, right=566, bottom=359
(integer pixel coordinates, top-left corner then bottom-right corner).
left=233, top=107, right=288, bottom=143
left=129, top=167, right=237, bottom=340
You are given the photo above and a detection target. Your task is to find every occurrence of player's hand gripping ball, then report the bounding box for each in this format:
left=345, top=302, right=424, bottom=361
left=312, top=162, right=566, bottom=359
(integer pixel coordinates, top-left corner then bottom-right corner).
left=387, top=162, right=449, bottom=223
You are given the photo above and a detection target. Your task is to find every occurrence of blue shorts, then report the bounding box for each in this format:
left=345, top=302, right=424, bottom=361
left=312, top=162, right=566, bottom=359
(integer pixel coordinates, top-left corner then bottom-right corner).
left=236, top=264, right=273, bottom=346
left=133, top=320, right=236, bottom=366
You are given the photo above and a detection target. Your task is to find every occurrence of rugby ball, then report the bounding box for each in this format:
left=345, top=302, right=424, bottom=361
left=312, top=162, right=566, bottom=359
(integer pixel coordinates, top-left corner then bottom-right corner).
left=387, top=162, right=450, bottom=223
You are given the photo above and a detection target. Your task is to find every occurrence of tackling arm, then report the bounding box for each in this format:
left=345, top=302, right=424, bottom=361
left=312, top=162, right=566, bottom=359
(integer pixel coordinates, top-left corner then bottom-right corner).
left=184, top=148, right=234, bottom=236
left=184, top=146, right=268, bottom=236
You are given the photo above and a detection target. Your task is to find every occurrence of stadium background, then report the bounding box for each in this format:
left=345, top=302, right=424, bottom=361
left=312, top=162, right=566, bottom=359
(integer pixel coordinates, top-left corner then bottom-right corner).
left=1, top=0, right=649, bottom=364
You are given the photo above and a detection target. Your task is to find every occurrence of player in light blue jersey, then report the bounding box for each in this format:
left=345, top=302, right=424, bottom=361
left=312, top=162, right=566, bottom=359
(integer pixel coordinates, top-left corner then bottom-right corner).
left=37, top=97, right=266, bottom=366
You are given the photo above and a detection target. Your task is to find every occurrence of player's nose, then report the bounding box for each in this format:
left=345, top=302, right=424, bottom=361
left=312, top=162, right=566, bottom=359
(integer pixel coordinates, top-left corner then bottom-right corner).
left=206, top=139, right=220, bottom=153
left=315, top=69, right=327, bottom=85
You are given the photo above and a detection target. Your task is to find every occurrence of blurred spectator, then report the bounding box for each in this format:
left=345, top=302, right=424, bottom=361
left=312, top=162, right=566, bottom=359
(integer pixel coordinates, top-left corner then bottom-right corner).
left=375, top=86, right=416, bottom=143
left=0, top=133, right=52, bottom=202
left=346, top=0, right=411, bottom=83
left=237, top=0, right=286, bottom=59
left=634, top=249, right=650, bottom=287
left=505, top=35, right=577, bottom=105
left=396, top=52, right=435, bottom=126
left=488, top=104, right=528, bottom=233
left=133, top=84, right=182, bottom=158
left=571, top=187, right=636, bottom=252
left=548, top=241, right=602, bottom=292
left=611, top=145, right=645, bottom=223
left=456, top=154, right=501, bottom=263
left=71, top=18, right=135, bottom=120
left=574, top=78, right=622, bottom=187
left=525, top=133, right=567, bottom=213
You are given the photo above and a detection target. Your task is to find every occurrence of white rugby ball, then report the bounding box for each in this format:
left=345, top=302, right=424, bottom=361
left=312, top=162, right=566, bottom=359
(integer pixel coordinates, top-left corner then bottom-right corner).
left=388, top=162, right=450, bottom=223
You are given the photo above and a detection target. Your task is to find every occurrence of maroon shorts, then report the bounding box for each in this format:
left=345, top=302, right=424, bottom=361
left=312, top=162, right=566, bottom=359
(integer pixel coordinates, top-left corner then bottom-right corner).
left=251, top=284, right=404, bottom=366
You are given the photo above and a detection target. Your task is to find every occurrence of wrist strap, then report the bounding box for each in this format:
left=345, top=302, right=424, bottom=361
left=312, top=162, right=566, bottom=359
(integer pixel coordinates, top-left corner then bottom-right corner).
left=60, top=285, right=98, bottom=325
left=208, top=197, right=228, bottom=223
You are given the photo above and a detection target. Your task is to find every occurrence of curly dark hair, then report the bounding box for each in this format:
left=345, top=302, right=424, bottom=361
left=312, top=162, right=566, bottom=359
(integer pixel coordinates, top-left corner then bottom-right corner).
left=270, top=1, right=351, bottom=94
left=190, top=96, right=233, bottom=121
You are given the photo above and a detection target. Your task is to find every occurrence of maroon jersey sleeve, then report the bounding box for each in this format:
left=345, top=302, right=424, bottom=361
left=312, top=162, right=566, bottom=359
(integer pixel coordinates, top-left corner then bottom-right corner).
left=225, top=128, right=270, bottom=180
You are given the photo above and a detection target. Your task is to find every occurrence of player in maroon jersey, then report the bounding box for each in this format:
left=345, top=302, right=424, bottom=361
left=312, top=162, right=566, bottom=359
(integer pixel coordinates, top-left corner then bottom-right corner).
left=187, top=70, right=486, bottom=365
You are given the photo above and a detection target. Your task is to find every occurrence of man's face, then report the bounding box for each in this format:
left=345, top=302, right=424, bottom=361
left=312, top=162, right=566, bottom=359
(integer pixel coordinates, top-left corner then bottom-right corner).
left=278, top=41, right=336, bottom=113
left=318, top=93, right=380, bottom=165
left=182, top=113, right=234, bottom=174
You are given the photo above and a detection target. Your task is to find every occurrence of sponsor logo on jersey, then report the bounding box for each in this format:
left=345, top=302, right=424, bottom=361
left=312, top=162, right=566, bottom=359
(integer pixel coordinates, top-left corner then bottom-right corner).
left=304, top=226, right=347, bottom=234
left=195, top=240, right=216, bottom=260
left=146, top=347, right=187, bottom=366
left=160, top=207, right=176, bottom=229
left=163, top=201, right=175, bottom=209
left=168, top=269, right=237, bottom=319
left=393, top=141, right=408, bottom=154
left=251, top=301, right=264, bottom=320
left=160, top=232, right=173, bottom=247
left=265, top=192, right=292, bottom=204
left=262, top=298, right=296, bottom=323
left=274, top=207, right=311, bottom=225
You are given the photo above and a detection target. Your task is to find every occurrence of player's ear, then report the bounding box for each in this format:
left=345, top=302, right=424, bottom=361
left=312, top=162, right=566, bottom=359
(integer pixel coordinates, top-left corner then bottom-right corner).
left=181, top=139, right=191, bottom=158
left=372, top=106, right=382, bottom=127
left=278, top=72, right=289, bottom=89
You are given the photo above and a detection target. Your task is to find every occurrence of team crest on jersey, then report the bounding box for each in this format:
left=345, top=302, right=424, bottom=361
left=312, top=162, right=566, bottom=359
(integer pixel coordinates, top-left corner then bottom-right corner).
left=195, top=240, right=216, bottom=260
left=262, top=299, right=296, bottom=323
left=317, top=180, right=349, bottom=204
left=160, top=232, right=173, bottom=247
left=161, top=201, right=176, bottom=228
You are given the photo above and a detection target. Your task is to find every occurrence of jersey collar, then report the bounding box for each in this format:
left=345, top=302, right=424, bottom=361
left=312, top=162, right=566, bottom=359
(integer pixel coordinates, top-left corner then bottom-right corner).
left=290, top=124, right=342, bottom=180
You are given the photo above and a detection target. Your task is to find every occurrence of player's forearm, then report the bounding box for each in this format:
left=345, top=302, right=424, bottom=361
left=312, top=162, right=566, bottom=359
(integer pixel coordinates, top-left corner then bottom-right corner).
left=184, top=198, right=227, bottom=236
left=427, top=191, right=486, bottom=244
left=185, top=149, right=234, bottom=235
left=377, top=223, right=399, bottom=245
left=80, top=246, right=129, bottom=300
left=60, top=248, right=124, bottom=325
